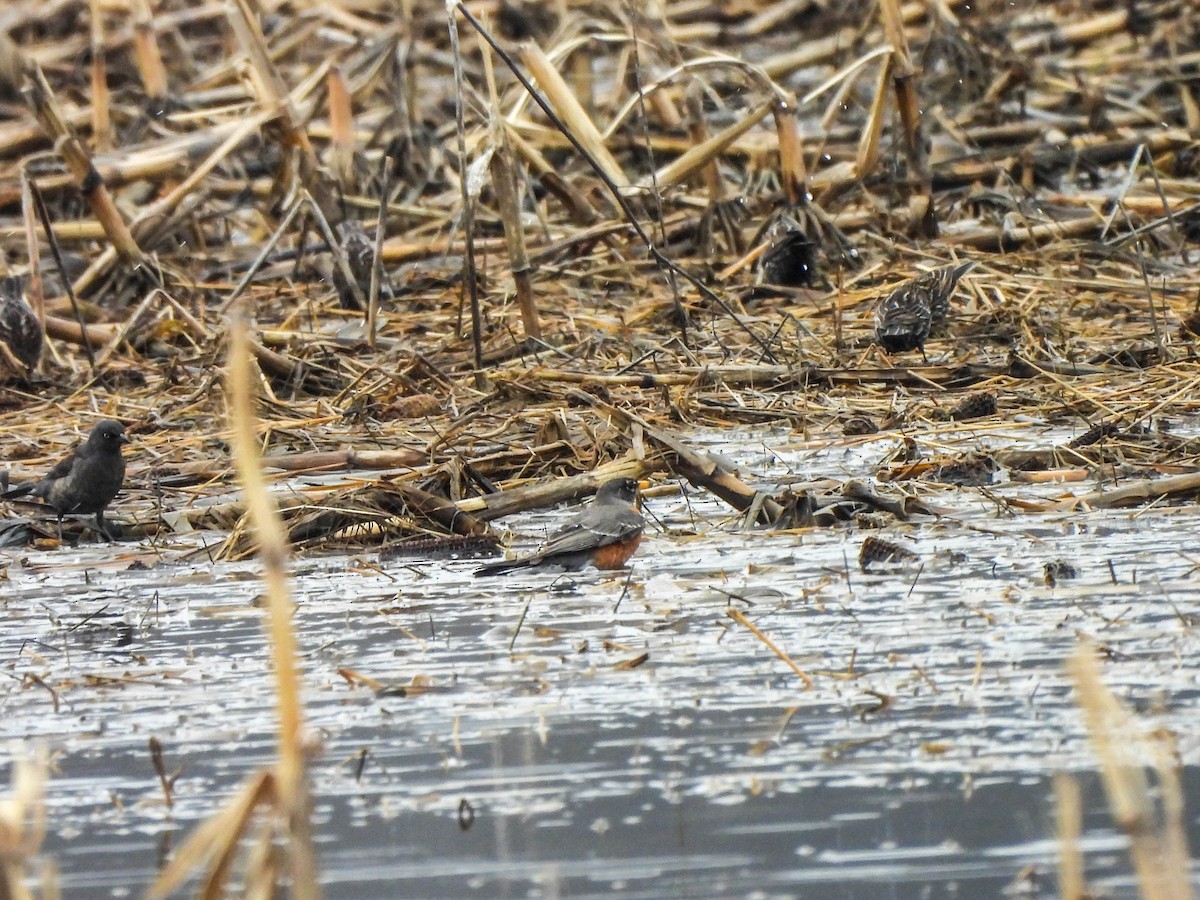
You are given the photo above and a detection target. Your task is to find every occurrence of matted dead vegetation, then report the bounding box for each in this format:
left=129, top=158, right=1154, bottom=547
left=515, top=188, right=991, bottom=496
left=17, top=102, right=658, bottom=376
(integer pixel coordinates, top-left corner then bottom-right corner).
left=0, top=0, right=1197, bottom=556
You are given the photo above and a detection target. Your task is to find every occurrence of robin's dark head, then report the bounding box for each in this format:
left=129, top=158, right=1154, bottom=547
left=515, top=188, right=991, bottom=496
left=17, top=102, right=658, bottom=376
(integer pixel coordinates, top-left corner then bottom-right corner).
left=87, top=420, right=130, bottom=452
left=596, top=477, right=639, bottom=505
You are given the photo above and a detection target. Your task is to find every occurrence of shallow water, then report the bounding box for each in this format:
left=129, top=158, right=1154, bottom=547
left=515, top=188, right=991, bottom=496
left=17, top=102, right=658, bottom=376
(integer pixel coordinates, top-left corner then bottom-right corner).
left=3, top=424, right=1199, bottom=898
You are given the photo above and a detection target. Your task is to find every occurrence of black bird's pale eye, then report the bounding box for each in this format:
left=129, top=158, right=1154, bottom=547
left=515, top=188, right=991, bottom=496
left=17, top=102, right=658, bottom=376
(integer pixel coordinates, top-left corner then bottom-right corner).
left=95, top=423, right=128, bottom=445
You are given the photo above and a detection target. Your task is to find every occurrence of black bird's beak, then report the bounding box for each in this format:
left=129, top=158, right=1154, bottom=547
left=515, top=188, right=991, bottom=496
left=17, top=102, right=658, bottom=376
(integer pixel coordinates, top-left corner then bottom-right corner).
left=119, top=434, right=131, bottom=444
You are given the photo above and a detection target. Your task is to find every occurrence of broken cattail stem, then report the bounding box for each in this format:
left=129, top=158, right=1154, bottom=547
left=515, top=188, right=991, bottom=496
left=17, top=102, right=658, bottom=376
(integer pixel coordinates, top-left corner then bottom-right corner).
left=448, top=3, right=485, bottom=385
left=682, top=81, right=722, bottom=200
left=130, top=0, right=168, bottom=100
left=0, top=747, right=49, bottom=899
left=481, top=21, right=540, bottom=339
left=1180, top=76, right=1200, bottom=130
left=637, top=100, right=773, bottom=191
left=149, top=737, right=174, bottom=809
left=489, top=127, right=541, bottom=340
left=506, top=126, right=599, bottom=224
left=521, top=41, right=629, bottom=188
left=1153, top=736, right=1192, bottom=900
left=856, top=52, right=891, bottom=180
left=248, top=335, right=304, bottom=383
left=650, top=85, right=682, bottom=131
left=877, top=0, right=936, bottom=237
left=773, top=99, right=809, bottom=205
left=569, top=50, right=593, bottom=119
left=89, top=0, right=112, bottom=151
left=42, top=314, right=116, bottom=349
left=367, top=155, right=391, bottom=348
left=326, top=65, right=355, bottom=187
left=131, top=108, right=275, bottom=247
left=18, top=168, right=42, bottom=330
left=149, top=771, right=277, bottom=898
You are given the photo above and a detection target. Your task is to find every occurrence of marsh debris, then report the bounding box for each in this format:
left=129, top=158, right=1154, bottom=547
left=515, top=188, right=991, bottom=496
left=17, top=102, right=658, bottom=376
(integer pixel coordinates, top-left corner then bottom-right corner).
left=858, top=536, right=920, bottom=571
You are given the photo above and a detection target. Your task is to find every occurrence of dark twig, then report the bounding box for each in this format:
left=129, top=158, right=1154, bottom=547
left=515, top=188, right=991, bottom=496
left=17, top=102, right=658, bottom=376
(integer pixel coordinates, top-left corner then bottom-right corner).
left=28, top=176, right=95, bottom=374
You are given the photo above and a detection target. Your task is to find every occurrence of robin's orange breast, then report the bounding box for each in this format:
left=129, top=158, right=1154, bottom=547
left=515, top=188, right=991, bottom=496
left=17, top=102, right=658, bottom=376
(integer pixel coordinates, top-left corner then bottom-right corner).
left=591, top=534, right=642, bottom=570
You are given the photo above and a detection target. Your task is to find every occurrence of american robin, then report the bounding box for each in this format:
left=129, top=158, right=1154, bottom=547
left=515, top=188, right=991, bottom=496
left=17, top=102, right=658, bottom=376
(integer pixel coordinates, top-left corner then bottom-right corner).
left=874, top=260, right=977, bottom=355
left=474, top=476, right=644, bottom=576
left=4, top=419, right=130, bottom=539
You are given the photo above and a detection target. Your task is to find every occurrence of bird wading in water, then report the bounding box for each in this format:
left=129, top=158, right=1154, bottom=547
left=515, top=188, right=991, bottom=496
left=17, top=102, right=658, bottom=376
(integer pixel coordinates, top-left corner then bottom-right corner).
left=475, top=477, right=645, bottom=576
left=4, top=419, right=130, bottom=540
left=873, top=261, right=978, bottom=356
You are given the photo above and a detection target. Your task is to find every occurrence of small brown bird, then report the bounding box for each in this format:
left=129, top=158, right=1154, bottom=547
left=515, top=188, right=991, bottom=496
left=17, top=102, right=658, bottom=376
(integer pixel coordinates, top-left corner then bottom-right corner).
left=474, top=477, right=645, bottom=576
left=0, top=275, right=43, bottom=373
left=331, top=220, right=376, bottom=310
left=873, top=261, right=977, bottom=355
left=4, top=420, right=130, bottom=539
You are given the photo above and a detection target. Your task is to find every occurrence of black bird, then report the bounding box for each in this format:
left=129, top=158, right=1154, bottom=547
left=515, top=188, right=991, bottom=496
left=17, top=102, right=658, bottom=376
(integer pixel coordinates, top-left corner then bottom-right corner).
left=475, top=477, right=645, bottom=577
left=4, top=420, right=130, bottom=539
left=0, top=275, right=43, bottom=373
left=760, top=223, right=818, bottom=288
left=873, top=261, right=978, bottom=355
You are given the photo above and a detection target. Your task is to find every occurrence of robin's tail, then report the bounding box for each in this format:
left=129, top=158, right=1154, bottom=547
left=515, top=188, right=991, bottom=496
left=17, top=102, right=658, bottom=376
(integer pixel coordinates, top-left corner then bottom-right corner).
left=473, top=556, right=533, bottom=577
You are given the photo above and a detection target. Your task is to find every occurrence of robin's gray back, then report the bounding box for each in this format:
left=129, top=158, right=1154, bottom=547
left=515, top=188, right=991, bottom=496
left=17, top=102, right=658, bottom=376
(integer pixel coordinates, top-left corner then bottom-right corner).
left=531, top=499, right=643, bottom=560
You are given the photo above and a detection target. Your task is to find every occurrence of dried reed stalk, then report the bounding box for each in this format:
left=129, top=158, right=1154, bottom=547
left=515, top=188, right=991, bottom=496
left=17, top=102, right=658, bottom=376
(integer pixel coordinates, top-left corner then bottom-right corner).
left=1053, top=773, right=1088, bottom=900
left=773, top=101, right=808, bottom=206
left=521, top=41, right=629, bottom=188
left=505, top=125, right=599, bottom=224
left=149, top=771, right=276, bottom=898
left=326, top=66, right=355, bottom=187
left=455, top=459, right=659, bottom=519
left=1069, top=645, right=1192, bottom=900
left=726, top=608, right=815, bottom=689
left=18, top=169, right=42, bottom=332
left=130, top=0, right=168, bottom=101
left=0, top=747, right=51, bottom=900
left=228, top=315, right=314, bottom=879
left=682, top=80, right=721, bottom=200
left=856, top=53, right=891, bottom=179
left=88, top=0, right=111, bottom=152
left=131, top=109, right=276, bottom=246
left=638, top=100, right=773, bottom=191
left=565, top=387, right=788, bottom=523
left=150, top=317, right=321, bottom=898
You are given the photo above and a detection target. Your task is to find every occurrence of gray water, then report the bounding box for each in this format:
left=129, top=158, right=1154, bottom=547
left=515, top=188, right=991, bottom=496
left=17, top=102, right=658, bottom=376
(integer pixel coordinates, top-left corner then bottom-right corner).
left=2, top=424, right=1197, bottom=898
